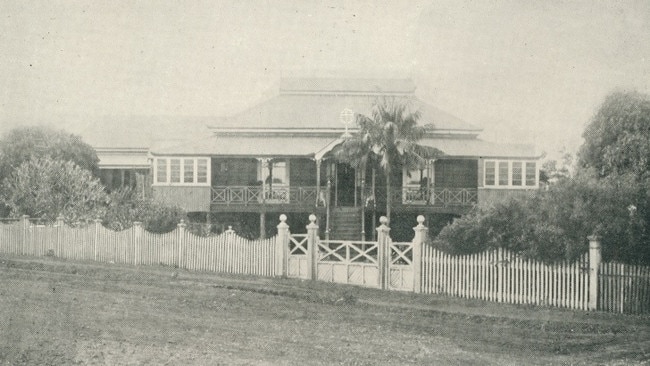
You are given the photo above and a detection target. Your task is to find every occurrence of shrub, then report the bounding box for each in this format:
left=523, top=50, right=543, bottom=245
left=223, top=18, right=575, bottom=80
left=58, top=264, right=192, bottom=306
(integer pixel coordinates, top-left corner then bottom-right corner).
left=102, top=187, right=186, bottom=233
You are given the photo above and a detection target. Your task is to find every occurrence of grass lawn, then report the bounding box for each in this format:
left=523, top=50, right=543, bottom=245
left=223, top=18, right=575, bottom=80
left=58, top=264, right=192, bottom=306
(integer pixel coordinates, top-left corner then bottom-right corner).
left=0, top=255, right=649, bottom=365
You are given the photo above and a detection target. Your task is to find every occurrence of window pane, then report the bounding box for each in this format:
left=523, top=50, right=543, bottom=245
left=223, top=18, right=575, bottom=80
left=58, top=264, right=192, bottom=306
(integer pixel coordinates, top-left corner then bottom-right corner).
left=271, top=161, right=287, bottom=184
left=512, top=162, right=523, bottom=186
left=183, top=159, right=194, bottom=183
left=197, top=159, right=208, bottom=183
left=156, top=159, right=167, bottom=183
left=170, top=159, right=181, bottom=183
left=485, top=161, right=495, bottom=186
left=525, top=162, right=536, bottom=186
left=406, top=169, right=426, bottom=185
left=498, top=161, right=509, bottom=186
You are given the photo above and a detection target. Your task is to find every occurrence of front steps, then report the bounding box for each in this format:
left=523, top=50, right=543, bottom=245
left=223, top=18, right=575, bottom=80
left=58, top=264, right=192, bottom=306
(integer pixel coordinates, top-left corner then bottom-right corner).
left=328, top=207, right=363, bottom=240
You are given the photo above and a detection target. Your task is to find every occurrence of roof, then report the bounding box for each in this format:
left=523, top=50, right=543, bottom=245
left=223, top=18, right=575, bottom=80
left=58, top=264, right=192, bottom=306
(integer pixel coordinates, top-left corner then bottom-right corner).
left=279, top=77, right=416, bottom=94
left=420, top=138, right=540, bottom=159
left=151, top=134, right=340, bottom=157
left=150, top=133, right=539, bottom=159
left=213, top=93, right=481, bottom=132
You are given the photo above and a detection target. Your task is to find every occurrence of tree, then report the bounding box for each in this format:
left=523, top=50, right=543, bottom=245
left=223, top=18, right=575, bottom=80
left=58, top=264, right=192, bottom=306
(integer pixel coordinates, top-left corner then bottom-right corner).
left=579, top=91, right=650, bottom=179
left=0, top=126, right=100, bottom=180
left=335, top=98, right=443, bottom=220
left=1, top=157, right=107, bottom=223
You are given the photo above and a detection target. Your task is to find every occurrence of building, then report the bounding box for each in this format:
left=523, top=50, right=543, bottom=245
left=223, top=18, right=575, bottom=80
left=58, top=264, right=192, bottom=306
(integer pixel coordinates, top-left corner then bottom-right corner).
left=83, top=78, right=541, bottom=239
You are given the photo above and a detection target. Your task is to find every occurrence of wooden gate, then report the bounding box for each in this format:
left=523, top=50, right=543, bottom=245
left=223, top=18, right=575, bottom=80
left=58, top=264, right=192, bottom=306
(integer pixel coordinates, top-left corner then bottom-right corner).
left=316, top=239, right=380, bottom=288
left=388, top=240, right=415, bottom=291
left=287, top=233, right=309, bottom=279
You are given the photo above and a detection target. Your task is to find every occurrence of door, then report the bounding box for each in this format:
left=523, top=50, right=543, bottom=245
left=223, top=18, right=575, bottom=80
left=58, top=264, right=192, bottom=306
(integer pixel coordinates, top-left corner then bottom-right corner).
left=336, top=163, right=356, bottom=207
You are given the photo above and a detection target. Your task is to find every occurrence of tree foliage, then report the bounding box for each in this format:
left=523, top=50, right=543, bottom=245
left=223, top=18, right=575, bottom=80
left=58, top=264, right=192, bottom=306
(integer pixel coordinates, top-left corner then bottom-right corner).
left=1, top=157, right=107, bottom=223
left=579, top=91, right=650, bottom=179
left=0, top=126, right=100, bottom=180
left=333, top=98, right=443, bottom=219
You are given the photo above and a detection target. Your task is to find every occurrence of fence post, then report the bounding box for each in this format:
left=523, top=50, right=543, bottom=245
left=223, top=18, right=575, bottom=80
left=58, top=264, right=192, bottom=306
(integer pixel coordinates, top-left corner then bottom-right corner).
left=22, top=215, right=29, bottom=256
left=376, top=216, right=391, bottom=290
left=177, top=220, right=186, bottom=269
left=412, top=215, right=428, bottom=294
left=588, top=235, right=602, bottom=311
left=94, top=218, right=102, bottom=262
left=307, top=214, right=319, bottom=280
left=133, top=221, right=143, bottom=266
left=276, top=214, right=289, bottom=277
left=56, top=216, right=64, bottom=257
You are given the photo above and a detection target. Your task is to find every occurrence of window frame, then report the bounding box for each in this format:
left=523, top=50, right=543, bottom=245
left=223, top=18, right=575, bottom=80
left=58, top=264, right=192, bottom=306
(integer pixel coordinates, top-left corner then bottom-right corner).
left=153, top=157, right=211, bottom=186
left=483, top=159, right=538, bottom=189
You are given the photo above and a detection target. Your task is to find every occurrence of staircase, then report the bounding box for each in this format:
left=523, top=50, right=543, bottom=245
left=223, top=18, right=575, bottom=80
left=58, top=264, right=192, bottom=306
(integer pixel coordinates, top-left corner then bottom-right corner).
left=328, top=207, right=363, bottom=240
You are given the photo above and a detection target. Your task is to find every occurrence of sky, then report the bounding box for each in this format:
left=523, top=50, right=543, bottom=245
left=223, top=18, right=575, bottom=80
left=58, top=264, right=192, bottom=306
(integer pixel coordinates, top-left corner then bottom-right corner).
left=1, top=0, right=649, bottom=159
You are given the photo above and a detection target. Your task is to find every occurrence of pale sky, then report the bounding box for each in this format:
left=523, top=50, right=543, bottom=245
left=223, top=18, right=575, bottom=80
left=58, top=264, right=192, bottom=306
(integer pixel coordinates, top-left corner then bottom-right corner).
left=1, top=0, right=649, bottom=159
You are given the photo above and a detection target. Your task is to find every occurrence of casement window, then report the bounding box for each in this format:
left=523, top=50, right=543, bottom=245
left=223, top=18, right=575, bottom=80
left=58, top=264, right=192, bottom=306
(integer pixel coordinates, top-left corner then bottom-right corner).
left=153, top=157, right=211, bottom=186
left=484, top=160, right=538, bottom=188
left=258, top=160, right=289, bottom=186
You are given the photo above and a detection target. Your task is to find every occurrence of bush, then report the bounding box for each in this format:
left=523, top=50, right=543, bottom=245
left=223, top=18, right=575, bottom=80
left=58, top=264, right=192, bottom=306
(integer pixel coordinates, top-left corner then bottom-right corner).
left=1, top=157, right=107, bottom=224
left=102, top=188, right=186, bottom=233
left=435, top=171, right=650, bottom=265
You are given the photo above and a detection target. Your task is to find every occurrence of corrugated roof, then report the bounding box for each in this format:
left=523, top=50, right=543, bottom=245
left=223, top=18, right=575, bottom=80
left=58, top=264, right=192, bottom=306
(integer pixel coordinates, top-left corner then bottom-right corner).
left=279, top=77, right=416, bottom=94
left=214, top=93, right=481, bottom=132
left=150, top=135, right=340, bottom=157
left=421, top=138, right=540, bottom=159
left=150, top=134, right=539, bottom=159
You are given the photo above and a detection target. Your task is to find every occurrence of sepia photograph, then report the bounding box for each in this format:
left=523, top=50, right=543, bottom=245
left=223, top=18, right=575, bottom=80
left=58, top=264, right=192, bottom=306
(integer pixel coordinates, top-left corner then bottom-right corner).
left=1, top=0, right=649, bottom=364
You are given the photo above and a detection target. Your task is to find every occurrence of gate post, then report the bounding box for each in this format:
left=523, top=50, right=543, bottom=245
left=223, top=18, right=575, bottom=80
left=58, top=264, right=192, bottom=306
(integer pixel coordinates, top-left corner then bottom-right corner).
left=588, top=235, right=602, bottom=311
left=376, top=216, right=391, bottom=290
left=412, top=215, right=428, bottom=294
left=307, top=214, right=319, bottom=280
left=276, top=214, right=289, bottom=277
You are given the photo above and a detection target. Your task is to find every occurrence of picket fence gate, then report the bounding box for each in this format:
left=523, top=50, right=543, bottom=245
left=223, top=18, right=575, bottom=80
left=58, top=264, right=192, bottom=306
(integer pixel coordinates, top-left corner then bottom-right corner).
left=1, top=215, right=649, bottom=314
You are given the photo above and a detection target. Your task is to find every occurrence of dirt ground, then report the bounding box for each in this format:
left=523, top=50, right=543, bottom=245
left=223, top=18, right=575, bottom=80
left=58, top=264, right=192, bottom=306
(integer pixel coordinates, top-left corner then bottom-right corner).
left=0, top=255, right=649, bottom=365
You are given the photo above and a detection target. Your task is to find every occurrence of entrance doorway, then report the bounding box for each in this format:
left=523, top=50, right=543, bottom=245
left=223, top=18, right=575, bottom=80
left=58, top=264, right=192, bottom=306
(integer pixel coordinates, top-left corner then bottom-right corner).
left=335, top=163, right=356, bottom=207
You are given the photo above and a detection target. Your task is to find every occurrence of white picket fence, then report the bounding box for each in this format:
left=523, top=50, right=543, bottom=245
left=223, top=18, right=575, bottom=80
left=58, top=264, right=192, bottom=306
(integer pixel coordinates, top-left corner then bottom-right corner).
left=421, top=246, right=590, bottom=310
left=0, top=218, right=278, bottom=277
left=1, top=215, right=649, bottom=314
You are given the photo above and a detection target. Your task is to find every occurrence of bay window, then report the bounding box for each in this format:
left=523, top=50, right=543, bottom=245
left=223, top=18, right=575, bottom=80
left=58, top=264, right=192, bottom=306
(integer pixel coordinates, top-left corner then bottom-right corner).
left=153, top=157, right=211, bottom=185
left=484, top=159, right=538, bottom=188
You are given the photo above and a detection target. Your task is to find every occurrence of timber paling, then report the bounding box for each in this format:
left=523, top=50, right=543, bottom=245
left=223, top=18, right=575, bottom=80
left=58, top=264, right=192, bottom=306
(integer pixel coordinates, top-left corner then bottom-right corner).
left=1, top=216, right=649, bottom=314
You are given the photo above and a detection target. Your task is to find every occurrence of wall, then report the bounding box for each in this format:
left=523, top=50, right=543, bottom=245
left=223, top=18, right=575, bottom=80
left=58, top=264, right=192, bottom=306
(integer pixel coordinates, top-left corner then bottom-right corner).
left=152, top=186, right=211, bottom=212
left=212, top=158, right=258, bottom=186
left=434, top=159, right=478, bottom=188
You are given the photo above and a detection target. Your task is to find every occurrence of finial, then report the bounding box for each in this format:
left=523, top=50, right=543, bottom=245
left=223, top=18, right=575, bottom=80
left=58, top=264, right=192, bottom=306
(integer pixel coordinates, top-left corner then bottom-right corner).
left=379, top=216, right=388, bottom=225
left=279, top=214, right=287, bottom=223
left=417, top=215, right=425, bottom=225
left=309, top=214, right=317, bottom=223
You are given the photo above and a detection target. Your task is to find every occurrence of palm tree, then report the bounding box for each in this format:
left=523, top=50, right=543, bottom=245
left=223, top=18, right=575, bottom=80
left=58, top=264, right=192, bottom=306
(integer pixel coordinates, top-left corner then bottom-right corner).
left=335, top=97, right=443, bottom=221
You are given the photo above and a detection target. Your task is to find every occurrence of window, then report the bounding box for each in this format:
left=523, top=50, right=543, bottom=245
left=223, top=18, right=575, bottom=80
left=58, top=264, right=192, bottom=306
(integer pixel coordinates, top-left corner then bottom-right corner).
left=197, top=159, right=208, bottom=183
left=484, top=161, right=495, bottom=186
left=183, top=159, right=194, bottom=183
left=259, top=160, right=289, bottom=186
left=498, top=162, right=509, bottom=186
left=156, top=159, right=167, bottom=184
left=512, top=162, right=523, bottom=186
left=404, top=168, right=429, bottom=186
left=525, top=162, right=536, bottom=186
left=170, top=159, right=181, bottom=183
left=484, top=160, right=537, bottom=188
left=154, top=157, right=211, bottom=185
